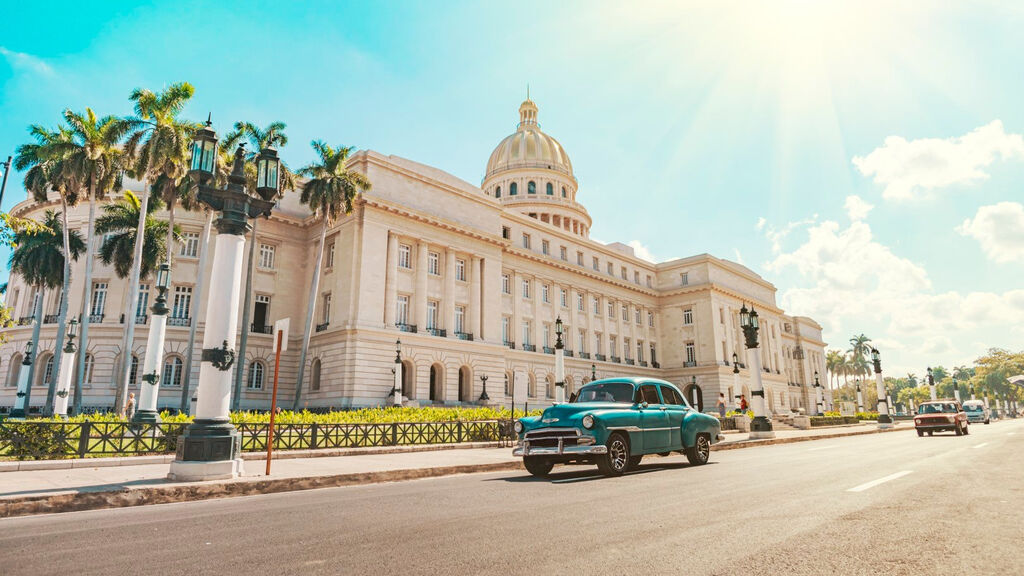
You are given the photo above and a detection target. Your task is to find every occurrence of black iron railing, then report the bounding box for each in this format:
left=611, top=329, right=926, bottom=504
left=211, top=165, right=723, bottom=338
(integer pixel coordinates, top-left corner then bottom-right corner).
left=426, top=327, right=446, bottom=337
left=684, top=361, right=697, bottom=367
left=168, top=317, right=191, bottom=327
left=43, top=314, right=59, bottom=324
left=578, top=352, right=590, bottom=359
left=17, top=316, right=33, bottom=326
left=455, top=332, right=474, bottom=341
left=639, top=360, right=649, bottom=367
left=316, top=322, right=330, bottom=333
left=522, top=344, right=536, bottom=352
left=504, top=341, right=515, bottom=349
left=543, top=346, right=554, bottom=354
left=625, top=358, right=635, bottom=366
left=397, top=323, right=417, bottom=333
left=564, top=350, right=574, bottom=358
left=251, top=324, right=273, bottom=334
left=595, top=354, right=607, bottom=361
left=652, top=361, right=661, bottom=368
left=88, top=314, right=104, bottom=324
left=0, top=420, right=517, bottom=460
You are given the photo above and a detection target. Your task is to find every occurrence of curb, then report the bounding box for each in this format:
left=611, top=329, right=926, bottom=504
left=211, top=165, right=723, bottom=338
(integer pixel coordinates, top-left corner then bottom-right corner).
left=0, top=425, right=910, bottom=519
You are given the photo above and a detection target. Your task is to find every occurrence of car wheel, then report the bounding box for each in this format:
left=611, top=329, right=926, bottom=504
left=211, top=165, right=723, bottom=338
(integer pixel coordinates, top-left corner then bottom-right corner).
left=686, top=433, right=711, bottom=466
left=523, top=457, right=554, bottom=477
left=628, top=455, right=643, bottom=470
left=597, top=432, right=630, bottom=477
left=985, top=419, right=990, bottom=425
left=917, top=429, right=924, bottom=437
left=927, top=431, right=933, bottom=436
left=963, top=423, right=969, bottom=435
left=955, top=422, right=964, bottom=436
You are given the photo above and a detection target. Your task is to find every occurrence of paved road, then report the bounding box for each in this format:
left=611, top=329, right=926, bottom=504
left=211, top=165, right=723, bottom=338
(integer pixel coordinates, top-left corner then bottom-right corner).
left=2, top=419, right=1022, bottom=576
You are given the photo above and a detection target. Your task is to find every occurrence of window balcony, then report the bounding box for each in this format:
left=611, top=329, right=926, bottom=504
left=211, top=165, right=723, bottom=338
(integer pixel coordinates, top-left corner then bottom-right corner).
left=426, top=327, right=447, bottom=337
left=625, top=358, right=635, bottom=366
left=543, top=346, right=554, bottom=354
left=17, top=316, right=33, bottom=326
left=88, top=314, right=105, bottom=324
left=595, top=354, right=607, bottom=362
left=763, top=367, right=771, bottom=373
left=135, top=315, right=148, bottom=325
left=522, top=344, right=536, bottom=352
left=683, top=361, right=697, bottom=367
left=639, top=360, right=649, bottom=367
left=504, top=340, right=516, bottom=349
left=396, top=323, right=418, bottom=333
left=652, top=361, right=661, bottom=369
left=455, top=332, right=474, bottom=341
left=578, top=352, right=590, bottom=359
left=611, top=356, right=621, bottom=364
left=43, top=314, right=59, bottom=324
left=168, top=317, right=190, bottom=327
left=315, top=322, right=330, bottom=333
left=564, top=350, right=574, bottom=358
left=251, top=324, right=273, bottom=334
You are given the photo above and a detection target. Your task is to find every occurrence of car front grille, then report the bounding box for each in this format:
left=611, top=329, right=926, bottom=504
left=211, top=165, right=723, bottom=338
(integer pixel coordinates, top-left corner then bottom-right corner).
left=525, top=428, right=580, bottom=448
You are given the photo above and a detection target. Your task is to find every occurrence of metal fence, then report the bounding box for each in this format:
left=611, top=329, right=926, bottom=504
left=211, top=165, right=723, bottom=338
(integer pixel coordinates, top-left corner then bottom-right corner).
left=0, top=419, right=516, bottom=460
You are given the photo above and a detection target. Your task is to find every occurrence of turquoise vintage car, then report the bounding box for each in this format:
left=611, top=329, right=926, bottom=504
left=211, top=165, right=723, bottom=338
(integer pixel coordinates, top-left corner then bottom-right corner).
left=513, top=377, right=724, bottom=477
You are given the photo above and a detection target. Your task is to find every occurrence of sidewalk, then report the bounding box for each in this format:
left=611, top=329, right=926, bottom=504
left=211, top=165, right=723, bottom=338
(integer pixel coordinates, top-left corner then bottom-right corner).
left=0, top=421, right=912, bottom=518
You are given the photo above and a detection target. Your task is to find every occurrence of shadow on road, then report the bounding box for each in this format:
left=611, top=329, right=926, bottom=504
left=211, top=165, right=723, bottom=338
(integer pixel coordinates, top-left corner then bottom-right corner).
left=492, top=461, right=717, bottom=484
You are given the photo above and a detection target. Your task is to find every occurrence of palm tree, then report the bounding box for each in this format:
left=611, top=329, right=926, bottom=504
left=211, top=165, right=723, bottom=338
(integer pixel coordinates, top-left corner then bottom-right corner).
left=826, top=350, right=844, bottom=389
left=292, top=142, right=371, bottom=410
left=14, top=124, right=81, bottom=415
left=116, top=82, right=196, bottom=412
left=50, top=108, right=128, bottom=413
left=96, top=191, right=176, bottom=279
left=849, top=334, right=872, bottom=360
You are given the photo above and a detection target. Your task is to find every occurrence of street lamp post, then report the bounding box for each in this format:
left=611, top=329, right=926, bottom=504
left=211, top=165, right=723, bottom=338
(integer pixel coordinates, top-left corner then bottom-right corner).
left=391, top=339, right=403, bottom=406
left=952, top=377, right=961, bottom=404
left=970, top=384, right=976, bottom=401
left=732, top=352, right=740, bottom=412
left=927, top=367, right=937, bottom=401
left=478, top=374, right=490, bottom=403
left=134, top=263, right=171, bottom=424
left=11, top=339, right=35, bottom=418
left=168, top=118, right=278, bottom=482
left=53, top=320, right=79, bottom=418
left=814, top=371, right=824, bottom=416
left=855, top=378, right=864, bottom=413
left=591, top=363, right=596, bottom=382
left=740, top=303, right=773, bottom=438
left=554, top=317, right=566, bottom=403
left=871, top=347, right=893, bottom=429
left=0, top=155, right=12, bottom=208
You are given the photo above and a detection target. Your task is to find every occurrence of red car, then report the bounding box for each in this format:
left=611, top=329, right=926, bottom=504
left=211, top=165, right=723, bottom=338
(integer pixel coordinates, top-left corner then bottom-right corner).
left=915, top=400, right=969, bottom=436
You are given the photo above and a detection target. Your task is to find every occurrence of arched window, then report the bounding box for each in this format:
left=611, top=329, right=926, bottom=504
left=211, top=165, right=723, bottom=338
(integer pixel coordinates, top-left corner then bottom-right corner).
left=7, top=353, right=22, bottom=387
left=546, top=374, right=554, bottom=398
left=546, top=182, right=553, bottom=195
left=310, top=358, right=321, bottom=391
left=83, top=353, right=95, bottom=385
left=247, top=360, right=265, bottom=390
left=561, top=186, right=567, bottom=198
left=129, top=355, right=140, bottom=387
left=401, top=360, right=414, bottom=399
left=162, top=356, right=183, bottom=387
left=509, top=182, right=518, bottom=196
left=528, top=181, right=536, bottom=194
left=528, top=373, right=537, bottom=398
left=495, top=186, right=501, bottom=198
left=429, top=364, right=444, bottom=402
left=36, top=352, right=54, bottom=387
left=458, top=366, right=471, bottom=403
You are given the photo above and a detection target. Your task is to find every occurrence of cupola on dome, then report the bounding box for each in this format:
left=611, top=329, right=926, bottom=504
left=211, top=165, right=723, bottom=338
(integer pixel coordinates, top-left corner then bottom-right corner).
left=485, top=99, right=573, bottom=179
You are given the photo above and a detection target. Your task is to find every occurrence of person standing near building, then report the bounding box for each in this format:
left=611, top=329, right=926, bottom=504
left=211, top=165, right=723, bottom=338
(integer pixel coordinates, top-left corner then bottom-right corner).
left=125, top=392, right=136, bottom=419
left=717, top=393, right=727, bottom=417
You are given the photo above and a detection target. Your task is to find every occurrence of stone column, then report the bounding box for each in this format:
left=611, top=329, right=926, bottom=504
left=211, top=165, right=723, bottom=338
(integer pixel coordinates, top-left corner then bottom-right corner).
left=470, top=256, right=482, bottom=340
left=747, top=345, right=774, bottom=439
left=444, top=248, right=456, bottom=333
left=134, top=311, right=167, bottom=423
left=533, top=279, right=543, bottom=350
left=415, top=241, right=428, bottom=330
left=512, top=271, right=522, bottom=347
left=875, top=368, right=893, bottom=429
left=616, top=301, right=625, bottom=360
left=383, top=232, right=398, bottom=328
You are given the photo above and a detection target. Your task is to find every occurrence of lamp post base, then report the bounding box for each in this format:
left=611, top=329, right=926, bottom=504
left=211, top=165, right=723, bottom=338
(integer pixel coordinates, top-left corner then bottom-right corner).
left=877, top=413, right=894, bottom=429
left=131, top=409, right=162, bottom=424
left=168, top=418, right=243, bottom=481
left=9, top=408, right=25, bottom=419
left=749, top=416, right=775, bottom=439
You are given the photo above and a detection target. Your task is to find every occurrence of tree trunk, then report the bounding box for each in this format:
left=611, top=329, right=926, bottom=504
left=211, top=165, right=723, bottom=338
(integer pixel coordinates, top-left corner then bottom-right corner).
left=114, top=187, right=151, bottom=414
left=292, top=220, right=328, bottom=411
left=165, top=191, right=176, bottom=266
left=45, top=198, right=73, bottom=416
left=73, top=194, right=98, bottom=414
left=232, top=219, right=259, bottom=411
left=180, top=209, right=213, bottom=413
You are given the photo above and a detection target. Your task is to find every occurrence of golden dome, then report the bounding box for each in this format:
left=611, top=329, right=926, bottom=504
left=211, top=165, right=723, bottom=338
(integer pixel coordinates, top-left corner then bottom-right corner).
left=485, top=99, right=573, bottom=179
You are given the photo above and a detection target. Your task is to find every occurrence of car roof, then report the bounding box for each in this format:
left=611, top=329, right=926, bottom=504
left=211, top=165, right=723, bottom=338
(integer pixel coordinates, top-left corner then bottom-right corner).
left=587, top=377, right=680, bottom=391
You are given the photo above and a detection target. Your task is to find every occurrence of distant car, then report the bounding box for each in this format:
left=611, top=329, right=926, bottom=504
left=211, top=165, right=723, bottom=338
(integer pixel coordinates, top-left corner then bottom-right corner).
left=915, top=400, right=969, bottom=436
left=962, top=400, right=991, bottom=425
left=513, top=378, right=723, bottom=477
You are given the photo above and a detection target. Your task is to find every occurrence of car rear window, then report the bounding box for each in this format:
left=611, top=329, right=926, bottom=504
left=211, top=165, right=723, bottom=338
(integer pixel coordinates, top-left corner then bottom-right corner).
left=640, top=384, right=661, bottom=405
left=661, top=386, right=683, bottom=406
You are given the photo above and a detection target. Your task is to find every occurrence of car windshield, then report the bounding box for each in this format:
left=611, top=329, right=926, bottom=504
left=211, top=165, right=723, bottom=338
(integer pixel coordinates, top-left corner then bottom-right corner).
left=574, top=382, right=635, bottom=403
left=964, top=405, right=983, bottom=412
left=919, top=403, right=958, bottom=414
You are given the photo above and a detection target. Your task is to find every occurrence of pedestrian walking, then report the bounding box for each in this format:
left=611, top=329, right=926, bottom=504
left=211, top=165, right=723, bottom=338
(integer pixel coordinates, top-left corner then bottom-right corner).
left=739, top=395, right=748, bottom=412
left=717, top=393, right=727, bottom=417
left=125, top=392, right=136, bottom=419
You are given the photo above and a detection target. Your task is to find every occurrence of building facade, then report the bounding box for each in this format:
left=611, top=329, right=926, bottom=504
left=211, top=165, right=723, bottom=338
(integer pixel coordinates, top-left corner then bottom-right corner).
left=0, top=98, right=829, bottom=414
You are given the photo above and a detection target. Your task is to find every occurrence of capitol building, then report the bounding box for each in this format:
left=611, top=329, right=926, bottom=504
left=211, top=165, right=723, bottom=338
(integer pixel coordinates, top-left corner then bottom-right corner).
left=1, top=98, right=829, bottom=414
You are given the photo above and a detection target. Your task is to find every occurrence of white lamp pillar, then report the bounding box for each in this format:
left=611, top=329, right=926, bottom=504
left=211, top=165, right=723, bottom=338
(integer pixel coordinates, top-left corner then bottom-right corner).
left=134, top=264, right=170, bottom=424
left=740, top=304, right=774, bottom=439
left=392, top=339, right=403, bottom=406
left=927, top=367, right=937, bottom=401
left=11, top=342, right=34, bottom=418
left=872, top=347, right=893, bottom=429
left=554, top=316, right=566, bottom=403
left=53, top=320, right=78, bottom=417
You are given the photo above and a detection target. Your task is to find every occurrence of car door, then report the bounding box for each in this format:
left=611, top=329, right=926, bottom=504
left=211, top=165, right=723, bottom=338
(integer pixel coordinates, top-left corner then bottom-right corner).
left=638, top=384, right=670, bottom=452
left=659, top=385, right=687, bottom=449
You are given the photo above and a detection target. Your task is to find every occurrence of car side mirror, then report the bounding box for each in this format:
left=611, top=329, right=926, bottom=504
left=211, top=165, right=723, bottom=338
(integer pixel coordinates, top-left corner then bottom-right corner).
left=638, top=401, right=649, bottom=410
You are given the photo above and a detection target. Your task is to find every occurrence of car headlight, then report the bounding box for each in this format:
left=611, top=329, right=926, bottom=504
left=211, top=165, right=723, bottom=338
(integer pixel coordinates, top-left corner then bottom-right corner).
left=582, top=414, right=595, bottom=429
left=514, top=420, right=524, bottom=434
left=915, top=419, right=921, bottom=425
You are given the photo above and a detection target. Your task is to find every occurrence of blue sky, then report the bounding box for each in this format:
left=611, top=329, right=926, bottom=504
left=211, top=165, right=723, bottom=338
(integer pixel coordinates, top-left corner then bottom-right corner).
left=2, top=0, right=1023, bottom=374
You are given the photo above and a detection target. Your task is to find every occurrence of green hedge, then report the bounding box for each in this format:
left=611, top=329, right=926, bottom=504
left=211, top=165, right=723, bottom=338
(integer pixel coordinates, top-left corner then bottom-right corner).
left=809, top=416, right=861, bottom=426
left=24, top=407, right=543, bottom=425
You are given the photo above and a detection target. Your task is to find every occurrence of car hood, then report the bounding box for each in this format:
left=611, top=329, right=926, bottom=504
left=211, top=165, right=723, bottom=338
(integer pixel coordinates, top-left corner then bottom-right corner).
left=537, top=402, right=631, bottom=423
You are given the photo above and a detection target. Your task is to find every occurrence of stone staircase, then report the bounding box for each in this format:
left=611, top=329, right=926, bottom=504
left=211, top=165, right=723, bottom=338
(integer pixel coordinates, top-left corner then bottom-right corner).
left=771, top=415, right=800, bottom=431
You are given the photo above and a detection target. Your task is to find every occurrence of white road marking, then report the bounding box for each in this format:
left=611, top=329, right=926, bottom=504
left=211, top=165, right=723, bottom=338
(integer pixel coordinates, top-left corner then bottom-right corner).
left=974, top=443, right=989, bottom=449
left=847, top=471, right=913, bottom=493
left=806, top=446, right=833, bottom=452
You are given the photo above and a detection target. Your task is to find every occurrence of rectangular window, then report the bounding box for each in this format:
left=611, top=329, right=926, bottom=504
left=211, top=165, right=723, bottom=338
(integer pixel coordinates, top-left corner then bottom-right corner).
left=90, top=282, right=108, bottom=316
left=179, top=232, right=200, bottom=258
left=543, top=324, right=551, bottom=348
left=426, top=300, right=438, bottom=329
left=172, top=286, right=192, bottom=319
left=624, top=338, right=631, bottom=359
left=254, top=294, right=270, bottom=328
left=502, top=316, right=511, bottom=343
left=522, top=233, right=531, bottom=250
left=522, top=278, right=531, bottom=299
left=398, top=244, right=412, bottom=269
left=646, top=275, right=652, bottom=288
left=607, top=262, right=614, bottom=275
left=648, top=311, right=654, bottom=327
left=397, top=295, right=409, bottom=325
left=720, top=307, right=725, bottom=323
left=686, top=342, right=696, bottom=364
left=322, top=293, right=331, bottom=324
left=683, top=308, right=693, bottom=325
left=326, top=242, right=335, bottom=269
left=610, top=336, right=617, bottom=356
left=577, top=251, right=584, bottom=266
left=637, top=341, right=644, bottom=362
left=541, top=284, right=550, bottom=303
left=592, top=256, right=599, bottom=271
left=455, top=258, right=466, bottom=281
left=622, top=305, right=629, bottom=321
left=455, top=306, right=465, bottom=333
left=560, top=288, right=568, bottom=308
left=502, top=274, right=511, bottom=294
left=560, top=246, right=567, bottom=261
left=136, top=284, right=150, bottom=318
left=502, top=226, right=511, bottom=240
left=607, top=301, right=614, bottom=318
left=681, top=272, right=689, bottom=286
left=621, top=266, right=627, bottom=280
left=595, top=333, right=602, bottom=355
left=258, top=244, right=276, bottom=269
left=592, top=297, right=599, bottom=315
left=542, top=240, right=549, bottom=255
left=578, top=330, right=586, bottom=353
left=427, top=251, right=440, bottom=275
left=634, top=271, right=640, bottom=284
left=635, top=307, right=641, bottom=324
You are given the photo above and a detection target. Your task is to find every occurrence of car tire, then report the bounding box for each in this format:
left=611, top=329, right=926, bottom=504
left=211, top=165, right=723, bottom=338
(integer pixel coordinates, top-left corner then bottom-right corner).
left=597, top=432, right=630, bottom=477
left=917, top=430, right=924, bottom=437
left=686, top=433, right=711, bottom=466
left=963, top=423, right=969, bottom=435
left=927, top=431, right=933, bottom=436
left=985, top=419, right=990, bottom=425
left=955, top=422, right=964, bottom=436
left=523, top=457, right=554, bottom=477
left=628, top=455, right=643, bottom=470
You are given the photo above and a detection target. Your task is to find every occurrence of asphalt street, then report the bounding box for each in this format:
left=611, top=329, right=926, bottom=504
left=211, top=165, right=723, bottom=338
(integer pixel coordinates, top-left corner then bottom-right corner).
left=2, top=419, right=1022, bottom=576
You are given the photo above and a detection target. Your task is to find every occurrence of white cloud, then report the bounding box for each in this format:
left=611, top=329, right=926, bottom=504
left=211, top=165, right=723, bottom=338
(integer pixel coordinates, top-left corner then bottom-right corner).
left=733, top=248, right=744, bottom=265
left=756, top=217, right=767, bottom=231
left=626, top=240, right=656, bottom=263
left=0, top=47, right=54, bottom=76
left=852, top=120, right=1024, bottom=200
left=956, top=201, right=1024, bottom=263
left=843, top=195, right=874, bottom=221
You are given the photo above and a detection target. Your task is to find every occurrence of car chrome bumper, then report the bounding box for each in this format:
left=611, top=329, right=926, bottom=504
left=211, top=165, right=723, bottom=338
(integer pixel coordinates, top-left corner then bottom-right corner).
left=513, top=441, right=608, bottom=457
left=915, top=424, right=956, bottom=430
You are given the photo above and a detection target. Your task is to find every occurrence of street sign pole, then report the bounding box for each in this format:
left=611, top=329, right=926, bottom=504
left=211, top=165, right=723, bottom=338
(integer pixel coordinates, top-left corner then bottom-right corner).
left=266, top=318, right=289, bottom=476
